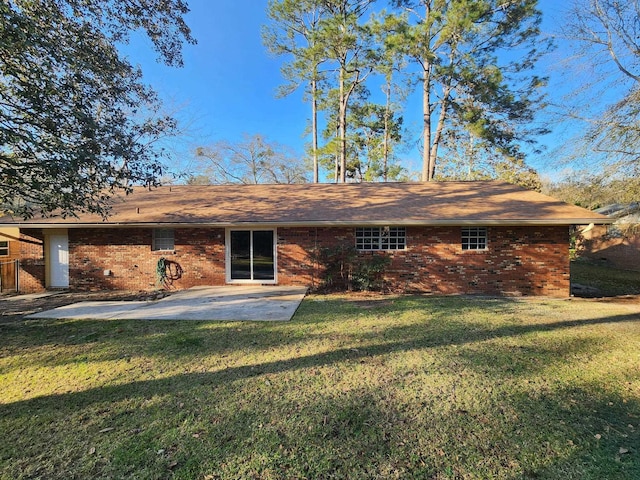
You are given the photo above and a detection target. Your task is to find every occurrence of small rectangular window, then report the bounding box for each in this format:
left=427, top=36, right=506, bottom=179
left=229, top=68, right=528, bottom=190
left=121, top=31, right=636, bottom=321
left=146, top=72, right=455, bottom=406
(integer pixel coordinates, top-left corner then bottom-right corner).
left=462, top=227, right=487, bottom=251
left=152, top=229, right=175, bottom=251
left=356, top=227, right=406, bottom=251
left=0, top=241, right=8, bottom=256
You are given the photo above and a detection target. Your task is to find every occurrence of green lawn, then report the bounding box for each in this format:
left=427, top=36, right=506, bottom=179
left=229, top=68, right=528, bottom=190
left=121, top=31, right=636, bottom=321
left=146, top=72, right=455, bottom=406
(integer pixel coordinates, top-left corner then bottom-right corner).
left=1, top=295, right=639, bottom=479
left=571, top=261, right=640, bottom=296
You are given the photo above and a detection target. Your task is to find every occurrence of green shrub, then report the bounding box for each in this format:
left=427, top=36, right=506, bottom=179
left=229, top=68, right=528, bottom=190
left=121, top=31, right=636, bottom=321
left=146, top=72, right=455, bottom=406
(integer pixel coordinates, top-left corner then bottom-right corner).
left=313, top=244, right=391, bottom=292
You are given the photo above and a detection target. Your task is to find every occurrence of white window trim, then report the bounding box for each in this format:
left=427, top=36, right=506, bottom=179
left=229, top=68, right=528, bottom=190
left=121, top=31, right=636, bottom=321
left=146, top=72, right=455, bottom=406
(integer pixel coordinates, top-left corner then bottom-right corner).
left=461, top=227, right=488, bottom=251
left=355, top=226, right=406, bottom=251
left=225, top=228, right=278, bottom=284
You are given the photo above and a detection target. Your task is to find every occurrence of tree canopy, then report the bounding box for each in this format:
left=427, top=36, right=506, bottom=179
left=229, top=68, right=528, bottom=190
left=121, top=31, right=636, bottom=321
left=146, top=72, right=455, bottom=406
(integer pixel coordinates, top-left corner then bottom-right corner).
left=192, top=134, right=308, bottom=185
left=263, top=0, right=549, bottom=185
left=558, top=0, right=640, bottom=196
left=0, top=0, right=194, bottom=219
left=263, top=0, right=328, bottom=183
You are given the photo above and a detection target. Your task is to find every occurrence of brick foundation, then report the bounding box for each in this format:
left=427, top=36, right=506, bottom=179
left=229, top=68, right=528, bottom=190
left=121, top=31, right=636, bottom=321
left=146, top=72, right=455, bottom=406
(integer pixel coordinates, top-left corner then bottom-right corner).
left=18, top=225, right=570, bottom=297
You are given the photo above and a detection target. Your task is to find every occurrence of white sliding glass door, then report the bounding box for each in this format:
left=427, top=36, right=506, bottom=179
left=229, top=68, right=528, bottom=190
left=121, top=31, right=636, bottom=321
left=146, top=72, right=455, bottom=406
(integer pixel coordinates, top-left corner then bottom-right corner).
left=227, top=229, right=276, bottom=283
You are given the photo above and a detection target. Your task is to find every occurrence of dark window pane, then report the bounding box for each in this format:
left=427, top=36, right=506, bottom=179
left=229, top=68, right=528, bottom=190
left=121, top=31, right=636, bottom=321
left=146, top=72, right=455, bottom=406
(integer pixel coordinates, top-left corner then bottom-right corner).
left=153, top=229, right=174, bottom=251
left=230, top=230, right=251, bottom=280
left=461, top=227, right=487, bottom=250
left=252, top=230, right=274, bottom=280
left=355, top=227, right=405, bottom=250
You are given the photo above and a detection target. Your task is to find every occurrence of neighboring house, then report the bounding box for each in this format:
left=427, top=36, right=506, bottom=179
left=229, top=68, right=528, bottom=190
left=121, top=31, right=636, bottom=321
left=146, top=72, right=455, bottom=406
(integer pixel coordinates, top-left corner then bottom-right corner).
left=0, top=181, right=609, bottom=297
left=0, top=226, right=45, bottom=293
left=576, top=202, right=640, bottom=271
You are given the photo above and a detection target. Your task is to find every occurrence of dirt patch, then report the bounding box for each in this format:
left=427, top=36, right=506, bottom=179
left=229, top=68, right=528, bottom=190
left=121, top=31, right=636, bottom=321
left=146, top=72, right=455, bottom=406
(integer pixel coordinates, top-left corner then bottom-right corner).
left=0, top=290, right=169, bottom=324
left=341, top=290, right=640, bottom=309
left=581, top=295, right=640, bottom=305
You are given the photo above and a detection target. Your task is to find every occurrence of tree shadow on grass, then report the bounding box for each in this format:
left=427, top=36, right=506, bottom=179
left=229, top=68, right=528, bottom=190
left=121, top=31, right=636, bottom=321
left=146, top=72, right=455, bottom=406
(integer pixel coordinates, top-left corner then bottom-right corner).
left=1, top=298, right=639, bottom=478
left=0, top=294, right=486, bottom=372
left=0, top=307, right=637, bottom=410
left=1, top=365, right=638, bottom=478
left=504, top=385, right=640, bottom=479
left=1, top=293, right=638, bottom=375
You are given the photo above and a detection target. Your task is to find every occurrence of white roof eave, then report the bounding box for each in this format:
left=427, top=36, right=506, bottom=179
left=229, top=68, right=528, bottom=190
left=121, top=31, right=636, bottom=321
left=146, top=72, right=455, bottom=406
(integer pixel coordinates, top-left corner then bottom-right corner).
left=0, top=218, right=613, bottom=229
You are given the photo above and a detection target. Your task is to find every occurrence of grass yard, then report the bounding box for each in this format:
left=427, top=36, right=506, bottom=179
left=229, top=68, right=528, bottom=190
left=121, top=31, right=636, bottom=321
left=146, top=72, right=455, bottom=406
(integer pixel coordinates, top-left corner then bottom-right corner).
left=571, top=261, right=640, bottom=297
left=1, top=295, right=639, bottom=479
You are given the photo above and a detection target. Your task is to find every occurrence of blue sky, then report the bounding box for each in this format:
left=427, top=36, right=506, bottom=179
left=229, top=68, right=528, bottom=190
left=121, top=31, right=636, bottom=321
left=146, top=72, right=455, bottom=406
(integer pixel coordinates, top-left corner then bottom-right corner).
left=128, top=1, right=310, bottom=168
left=125, top=0, right=588, bottom=180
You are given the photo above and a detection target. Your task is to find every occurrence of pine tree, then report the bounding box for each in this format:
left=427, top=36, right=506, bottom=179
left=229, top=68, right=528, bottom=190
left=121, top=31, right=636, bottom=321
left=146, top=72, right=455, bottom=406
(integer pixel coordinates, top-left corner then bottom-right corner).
left=391, top=0, right=548, bottom=181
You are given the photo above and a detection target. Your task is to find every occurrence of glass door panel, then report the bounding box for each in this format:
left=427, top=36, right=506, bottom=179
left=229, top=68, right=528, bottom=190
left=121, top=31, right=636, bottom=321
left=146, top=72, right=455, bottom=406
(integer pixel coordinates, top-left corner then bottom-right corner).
left=230, top=230, right=251, bottom=280
left=229, top=230, right=275, bottom=281
left=252, top=230, right=275, bottom=280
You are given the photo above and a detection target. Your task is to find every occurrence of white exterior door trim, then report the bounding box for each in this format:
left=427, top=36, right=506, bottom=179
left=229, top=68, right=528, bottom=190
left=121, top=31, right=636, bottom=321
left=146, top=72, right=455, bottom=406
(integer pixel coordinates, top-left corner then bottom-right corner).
left=225, top=228, right=277, bottom=284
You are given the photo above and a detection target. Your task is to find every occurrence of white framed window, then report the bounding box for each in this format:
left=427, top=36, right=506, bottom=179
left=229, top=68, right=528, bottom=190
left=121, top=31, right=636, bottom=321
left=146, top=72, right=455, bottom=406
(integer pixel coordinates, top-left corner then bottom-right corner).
left=152, top=228, right=175, bottom=251
left=356, top=227, right=406, bottom=251
left=0, top=240, right=8, bottom=256
left=462, top=227, right=487, bottom=251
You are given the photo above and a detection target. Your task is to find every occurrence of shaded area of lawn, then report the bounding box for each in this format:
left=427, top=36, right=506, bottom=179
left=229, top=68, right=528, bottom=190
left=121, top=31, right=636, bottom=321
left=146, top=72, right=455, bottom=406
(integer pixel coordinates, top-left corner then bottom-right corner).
left=571, top=260, right=640, bottom=296
left=0, top=296, right=639, bottom=479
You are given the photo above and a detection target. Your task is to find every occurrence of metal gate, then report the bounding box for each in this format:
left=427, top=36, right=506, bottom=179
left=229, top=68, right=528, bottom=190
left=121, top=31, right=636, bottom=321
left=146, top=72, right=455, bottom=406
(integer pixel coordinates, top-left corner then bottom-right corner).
left=0, top=259, right=19, bottom=293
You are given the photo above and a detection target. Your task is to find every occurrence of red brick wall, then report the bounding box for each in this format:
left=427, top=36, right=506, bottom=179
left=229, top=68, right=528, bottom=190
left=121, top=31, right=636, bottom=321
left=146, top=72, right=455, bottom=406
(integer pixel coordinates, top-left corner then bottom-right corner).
left=68, top=228, right=225, bottom=291
left=276, top=227, right=348, bottom=289
left=9, top=230, right=46, bottom=293
left=19, top=224, right=568, bottom=296
left=399, top=226, right=569, bottom=296
left=277, top=226, right=570, bottom=297
left=576, top=224, right=640, bottom=271
left=0, top=230, right=45, bottom=293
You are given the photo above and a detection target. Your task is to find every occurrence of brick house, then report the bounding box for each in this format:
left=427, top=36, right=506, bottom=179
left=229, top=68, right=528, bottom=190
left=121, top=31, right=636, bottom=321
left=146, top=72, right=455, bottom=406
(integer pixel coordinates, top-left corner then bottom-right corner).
left=0, top=181, right=609, bottom=297
left=576, top=202, right=640, bottom=271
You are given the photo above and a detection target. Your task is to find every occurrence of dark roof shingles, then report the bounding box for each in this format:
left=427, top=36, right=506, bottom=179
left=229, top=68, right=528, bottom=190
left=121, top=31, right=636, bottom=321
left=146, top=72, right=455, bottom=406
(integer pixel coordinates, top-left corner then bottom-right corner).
left=0, top=181, right=609, bottom=226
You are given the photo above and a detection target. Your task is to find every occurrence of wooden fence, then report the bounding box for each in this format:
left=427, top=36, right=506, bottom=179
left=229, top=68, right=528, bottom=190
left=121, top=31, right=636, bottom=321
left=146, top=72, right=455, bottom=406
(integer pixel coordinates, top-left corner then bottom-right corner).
left=0, top=259, right=19, bottom=293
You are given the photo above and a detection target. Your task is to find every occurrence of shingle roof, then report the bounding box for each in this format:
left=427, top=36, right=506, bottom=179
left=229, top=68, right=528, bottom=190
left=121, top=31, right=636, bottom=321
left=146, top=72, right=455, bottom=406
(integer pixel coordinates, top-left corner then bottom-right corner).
left=0, top=181, right=610, bottom=227
left=596, top=202, right=640, bottom=223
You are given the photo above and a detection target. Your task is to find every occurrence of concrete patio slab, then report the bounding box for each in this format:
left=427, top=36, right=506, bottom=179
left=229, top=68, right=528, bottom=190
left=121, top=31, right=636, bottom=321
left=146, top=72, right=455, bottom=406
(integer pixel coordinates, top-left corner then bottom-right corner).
left=2, top=291, right=62, bottom=301
left=27, top=286, right=307, bottom=321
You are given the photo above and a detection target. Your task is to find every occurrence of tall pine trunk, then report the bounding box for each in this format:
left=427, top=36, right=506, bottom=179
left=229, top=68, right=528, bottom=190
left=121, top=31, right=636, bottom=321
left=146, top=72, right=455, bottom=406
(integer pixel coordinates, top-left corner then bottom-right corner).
left=311, top=75, right=319, bottom=183
left=422, top=64, right=432, bottom=181
left=383, top=79, right=391, bottom=182
left=339, top=64, right=347, bottom=183
left=421, top=1, right=433, bottom=182
left=429, top=83, right=451, bottom=180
